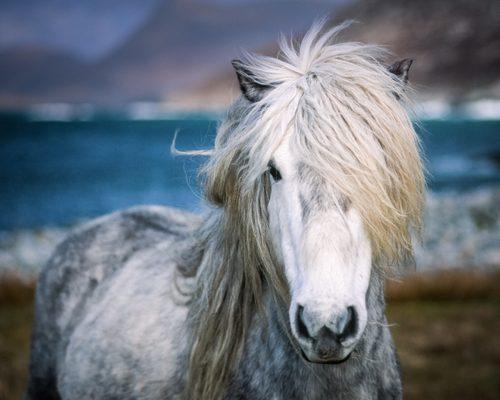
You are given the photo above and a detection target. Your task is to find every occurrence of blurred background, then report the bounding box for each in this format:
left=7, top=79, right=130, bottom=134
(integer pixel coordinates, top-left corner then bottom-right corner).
left=0, top=0, right=499, bottom=399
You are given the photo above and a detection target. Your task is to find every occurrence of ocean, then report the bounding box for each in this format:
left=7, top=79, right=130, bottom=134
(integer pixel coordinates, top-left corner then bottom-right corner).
left=1, top=117, right=499, bottom=231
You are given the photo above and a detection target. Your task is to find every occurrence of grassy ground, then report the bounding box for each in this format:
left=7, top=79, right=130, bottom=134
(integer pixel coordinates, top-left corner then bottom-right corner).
left=0, top=272, right=499, bottom=400
left=0, top=277, right=34, bottom=400
left=389, top=300, right=500, bottom=400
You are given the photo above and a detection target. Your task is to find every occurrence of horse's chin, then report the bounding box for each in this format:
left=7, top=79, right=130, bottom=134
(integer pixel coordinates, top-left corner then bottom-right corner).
left=300, top=348, right=353, bottom=365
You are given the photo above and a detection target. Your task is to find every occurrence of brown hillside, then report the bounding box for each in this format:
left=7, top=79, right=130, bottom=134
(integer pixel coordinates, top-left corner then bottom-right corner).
left=173, top=0, right=500, bottom=108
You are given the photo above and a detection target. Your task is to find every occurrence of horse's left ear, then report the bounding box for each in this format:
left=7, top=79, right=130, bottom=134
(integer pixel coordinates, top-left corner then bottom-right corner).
left=388, top=58, right=413, bottom=84
left=232, top=59, right=272, bottom=102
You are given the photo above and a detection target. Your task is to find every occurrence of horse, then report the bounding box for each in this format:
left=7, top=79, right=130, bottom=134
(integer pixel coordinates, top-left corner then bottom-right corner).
left=26, top=21, right=424, bottom=400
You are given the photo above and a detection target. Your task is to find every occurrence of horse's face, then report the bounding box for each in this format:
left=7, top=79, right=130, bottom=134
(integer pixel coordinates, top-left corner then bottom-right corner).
left=267, top=136, right=371, bottom=364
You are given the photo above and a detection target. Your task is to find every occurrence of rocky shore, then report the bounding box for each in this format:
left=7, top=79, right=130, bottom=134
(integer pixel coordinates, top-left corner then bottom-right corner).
left=414, top=188, right=499, bottom=270
left=1, top=188, right=498, bottom=280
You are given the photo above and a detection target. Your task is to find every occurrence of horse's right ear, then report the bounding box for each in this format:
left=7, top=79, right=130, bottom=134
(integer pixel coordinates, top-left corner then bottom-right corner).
left=388, top=59, right=413, bottom=84
left=232, top=59, right=272, bottom=102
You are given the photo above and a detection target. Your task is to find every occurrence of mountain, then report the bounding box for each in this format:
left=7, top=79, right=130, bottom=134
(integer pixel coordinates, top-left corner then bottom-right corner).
left=0, top=0, right=343, bottom=108
left=175, top=0, right=500, bottom=108
left=93, top=0, right=342, bottom=102
left=0, top=0, right=159, bottom=60
left=333, top=0, right=500, bottom=100
left=1, top=0, right=498, bottom=109
left=0, top=46, right=89, bottom=108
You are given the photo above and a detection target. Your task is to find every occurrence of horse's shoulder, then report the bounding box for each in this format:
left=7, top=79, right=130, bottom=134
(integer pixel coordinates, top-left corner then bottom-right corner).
left=31, top=206, right=198, bottom=397
left=36, top=205, right=200, bottom=327
left=47, top=204, right=200, bottom=266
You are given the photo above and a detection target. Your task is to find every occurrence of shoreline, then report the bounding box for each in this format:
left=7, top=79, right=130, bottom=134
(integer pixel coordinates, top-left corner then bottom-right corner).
left=1, top=98, right=500, bottom=123
left=1, top=187, right=499, bottom=279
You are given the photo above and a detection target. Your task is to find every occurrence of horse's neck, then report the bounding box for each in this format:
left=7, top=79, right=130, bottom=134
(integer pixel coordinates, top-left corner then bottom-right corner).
left=229, top=271, right=389, bottom=398
left=183, top=214, right=395, bottom=397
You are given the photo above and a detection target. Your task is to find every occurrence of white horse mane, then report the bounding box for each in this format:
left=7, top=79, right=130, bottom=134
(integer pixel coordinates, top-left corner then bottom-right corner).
left=205, top=20, right=424, bottom=262
left=181, top=20, right=425, bottom=400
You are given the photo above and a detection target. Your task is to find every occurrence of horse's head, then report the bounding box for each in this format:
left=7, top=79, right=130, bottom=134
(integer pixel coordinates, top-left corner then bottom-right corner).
left=265, top=138, right=372, bottom=363
left=201, top=22, right=423, bottom=369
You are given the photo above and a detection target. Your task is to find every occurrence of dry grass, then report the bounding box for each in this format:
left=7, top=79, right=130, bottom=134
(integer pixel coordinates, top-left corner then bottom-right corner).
left=0, top=302, right=32, bottom=400
left=386, top=270, right=500, bottom=400
left=389, top=299, right=500, bottom=400
left=0, top=275, right=34, bottom=400
left=387, top=269, right=500, bottom=302
left=0, top=274, right=35, bottom=306
left=0, top=270, right=498, bottom=400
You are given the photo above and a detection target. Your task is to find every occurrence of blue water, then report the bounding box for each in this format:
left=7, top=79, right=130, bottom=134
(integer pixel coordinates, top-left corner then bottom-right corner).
left=1, top=117, right=499, bottom=230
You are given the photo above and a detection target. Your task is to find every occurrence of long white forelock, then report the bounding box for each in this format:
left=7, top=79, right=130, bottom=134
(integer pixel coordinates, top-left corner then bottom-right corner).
left=230, top=20, right=403, bottom=183
left=217, top=19, right=424, bottom=262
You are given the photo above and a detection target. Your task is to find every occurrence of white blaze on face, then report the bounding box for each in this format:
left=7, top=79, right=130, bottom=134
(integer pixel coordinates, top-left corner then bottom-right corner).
left=267, top=137, right=372, bottom=358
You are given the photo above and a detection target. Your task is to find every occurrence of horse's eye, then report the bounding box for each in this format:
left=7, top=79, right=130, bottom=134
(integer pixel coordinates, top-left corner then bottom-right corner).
left=268, top=162, right=282, bottom=181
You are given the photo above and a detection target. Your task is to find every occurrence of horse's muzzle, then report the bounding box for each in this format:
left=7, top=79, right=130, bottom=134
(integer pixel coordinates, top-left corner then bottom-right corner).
left=293, top=304, right=360, bottom=364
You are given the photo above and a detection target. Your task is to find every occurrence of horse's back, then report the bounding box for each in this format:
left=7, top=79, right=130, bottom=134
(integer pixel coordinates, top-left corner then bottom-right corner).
left=26, top=205, right=200, bottom=400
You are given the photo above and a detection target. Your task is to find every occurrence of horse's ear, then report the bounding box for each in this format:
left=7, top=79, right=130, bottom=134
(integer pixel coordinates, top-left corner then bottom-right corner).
left=388, top=58, right=413, bottom=84
left=232, top=59, right=272, bottom=102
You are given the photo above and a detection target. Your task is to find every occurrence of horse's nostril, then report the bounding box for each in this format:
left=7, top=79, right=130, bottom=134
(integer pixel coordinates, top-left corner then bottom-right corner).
left=295, top=305, right=312, bottom=340
left=338, top=306, right=358, bottom=343
left=295, top=305, right=359, bottom=345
